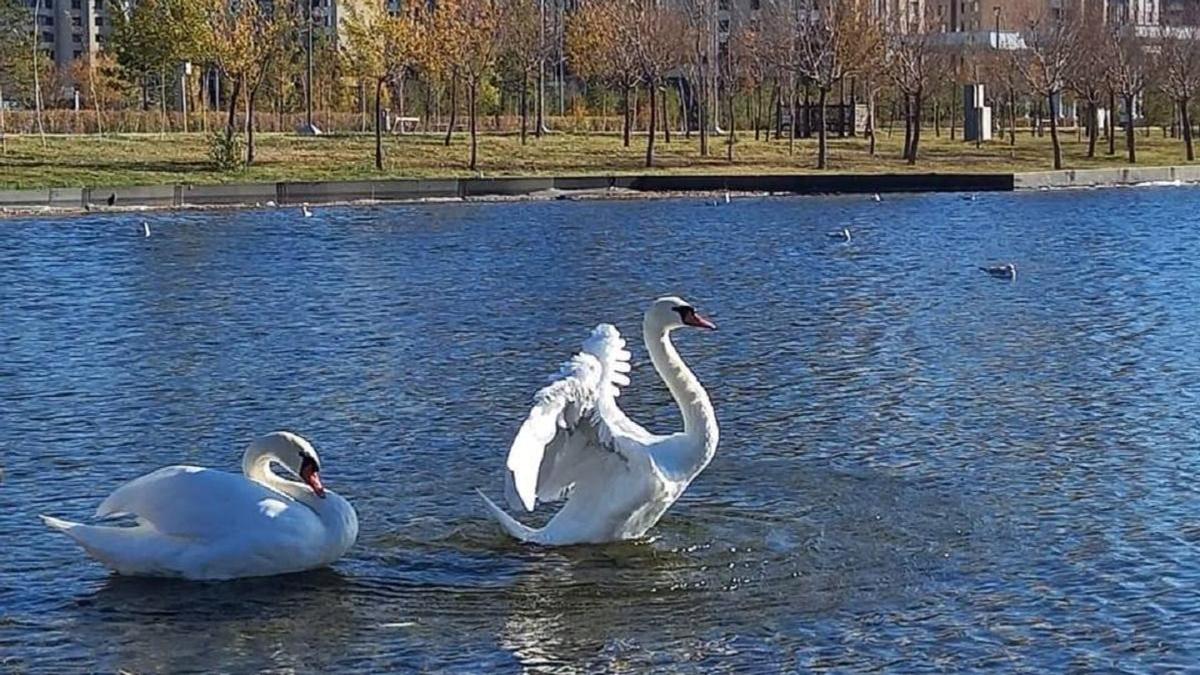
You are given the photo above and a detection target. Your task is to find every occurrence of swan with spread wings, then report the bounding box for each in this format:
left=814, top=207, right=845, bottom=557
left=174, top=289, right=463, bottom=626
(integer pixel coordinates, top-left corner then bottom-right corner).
left=478, top=296, right=720, bottom=546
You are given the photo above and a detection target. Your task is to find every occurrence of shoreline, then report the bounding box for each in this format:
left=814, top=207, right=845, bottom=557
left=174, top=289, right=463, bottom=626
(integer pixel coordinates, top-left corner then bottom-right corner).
left=2, top=166, right=1198, bottom=218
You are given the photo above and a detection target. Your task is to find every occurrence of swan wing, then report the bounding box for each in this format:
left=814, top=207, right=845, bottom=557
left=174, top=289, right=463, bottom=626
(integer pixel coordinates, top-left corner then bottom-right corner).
left=96, top=465, right=315, bottom=541
left=505, top=324, right=646, bottom=512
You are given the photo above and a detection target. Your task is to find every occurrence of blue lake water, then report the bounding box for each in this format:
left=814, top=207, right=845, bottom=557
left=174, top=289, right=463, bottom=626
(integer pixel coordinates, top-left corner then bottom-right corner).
left=1, top=189, right=1199, bottom=672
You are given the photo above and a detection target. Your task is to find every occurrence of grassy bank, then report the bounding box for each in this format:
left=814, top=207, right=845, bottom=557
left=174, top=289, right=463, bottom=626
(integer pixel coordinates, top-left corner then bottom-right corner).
left=0, top=128, right=1193, bottom=189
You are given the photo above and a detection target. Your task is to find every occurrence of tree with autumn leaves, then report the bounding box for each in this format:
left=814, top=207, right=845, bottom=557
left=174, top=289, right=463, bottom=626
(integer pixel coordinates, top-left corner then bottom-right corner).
left=343, top=1, right=424, bottom=170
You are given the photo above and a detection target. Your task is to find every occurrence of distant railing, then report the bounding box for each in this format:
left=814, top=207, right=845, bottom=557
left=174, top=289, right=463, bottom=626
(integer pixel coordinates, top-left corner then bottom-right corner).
left=0, top=110, right=629, bottom=136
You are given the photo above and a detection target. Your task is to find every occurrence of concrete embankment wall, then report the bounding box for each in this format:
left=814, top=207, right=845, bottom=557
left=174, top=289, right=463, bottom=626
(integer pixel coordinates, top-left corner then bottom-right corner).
left=0, top=173, right=1011, bottom=212
left=3, top=168, right=1197, bottom=212
left=1013, top=166, right=1200, bottom=190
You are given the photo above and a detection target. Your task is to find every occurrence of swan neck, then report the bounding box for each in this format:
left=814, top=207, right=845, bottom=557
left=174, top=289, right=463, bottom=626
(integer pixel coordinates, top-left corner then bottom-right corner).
left=241, top=443, right=322, bottom=509
left=643, top=319, right=718, bottom=453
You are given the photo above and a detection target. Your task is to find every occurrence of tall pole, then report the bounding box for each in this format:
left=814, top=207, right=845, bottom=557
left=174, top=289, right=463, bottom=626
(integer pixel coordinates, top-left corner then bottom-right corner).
left=305, top=0, right=315, bottom=133
left=537, top=0, right=547, bottom=134
left=994, top=7, right=1000, bottom=49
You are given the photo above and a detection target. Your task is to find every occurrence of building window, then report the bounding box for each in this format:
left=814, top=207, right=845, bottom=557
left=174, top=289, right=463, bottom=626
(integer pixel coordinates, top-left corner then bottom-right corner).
left=71, top=15, right=81, bottom=26
left=718, top=18, right=729, bottom=32
left=73, top=49, right=82, bottom=59
left=38, top=14, right=52, bottom=24
left=71, top=0, right=79, bottom=8
left=72, top=33, right=82, bottom=42
left=42, top=0, right=52, bottom=8
left=94, top=15, right=102, bottom=25
left=42, top=30, right=54, bottom=43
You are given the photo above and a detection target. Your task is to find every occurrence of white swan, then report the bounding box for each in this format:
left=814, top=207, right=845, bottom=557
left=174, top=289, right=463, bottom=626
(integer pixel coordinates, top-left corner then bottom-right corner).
left=41, top=431, right=358, bottom=580
left=827, top=227, right=851, bottom=242
left=478, top=296, right=720, bottom=546
left=301, top=204, right=313, bottom=218
left=980, top=263, right=1017, bottom=280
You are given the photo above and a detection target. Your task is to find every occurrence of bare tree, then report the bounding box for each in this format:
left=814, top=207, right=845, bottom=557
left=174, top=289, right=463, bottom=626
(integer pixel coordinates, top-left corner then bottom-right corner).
left=632, top=0, right=683, bottom=167
left=885, top=7, right=945, bottom=164
left=1015, top=11, right=1078, bottom=170
left=794, top=0, right=881, bottom=169
left=1157, top=23, right=1200, bottom=161
left=1066, top=4, right=1111, bottom=159
left=1108, top=26, right=1151, bottom=164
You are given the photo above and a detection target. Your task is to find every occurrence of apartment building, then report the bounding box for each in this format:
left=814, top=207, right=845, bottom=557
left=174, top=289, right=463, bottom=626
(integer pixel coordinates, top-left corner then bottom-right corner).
left=27, top=0, right=109, bottom=71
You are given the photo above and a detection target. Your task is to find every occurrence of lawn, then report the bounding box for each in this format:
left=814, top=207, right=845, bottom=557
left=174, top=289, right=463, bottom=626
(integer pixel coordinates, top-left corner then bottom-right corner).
left=0, top=127, right=1193, bottom=189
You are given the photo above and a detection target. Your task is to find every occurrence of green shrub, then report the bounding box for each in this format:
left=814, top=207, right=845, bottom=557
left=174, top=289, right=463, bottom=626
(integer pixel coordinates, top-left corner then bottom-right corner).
left=208, top=130, right=245, bottom=171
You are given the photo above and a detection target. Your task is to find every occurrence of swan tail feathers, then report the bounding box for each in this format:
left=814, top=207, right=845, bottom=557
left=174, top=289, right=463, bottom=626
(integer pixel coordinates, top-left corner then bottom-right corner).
left=476, top=489, right=538, bottom=543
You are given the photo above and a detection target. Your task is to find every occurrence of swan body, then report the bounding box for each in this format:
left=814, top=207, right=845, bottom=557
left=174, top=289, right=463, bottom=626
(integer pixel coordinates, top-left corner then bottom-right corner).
left=827, top=227, right=851, bottom=242
left=980, top=263, right=1017, bottom=280
left=42, top=432, right=357, bottom=580
left=142, top=222, right=150, bottom=237
left=479, top=296, right=719, bottom=546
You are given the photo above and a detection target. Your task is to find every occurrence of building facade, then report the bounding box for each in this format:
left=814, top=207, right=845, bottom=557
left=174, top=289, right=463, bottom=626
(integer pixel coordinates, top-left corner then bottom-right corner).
left=28, top=0, right=110, bottom=72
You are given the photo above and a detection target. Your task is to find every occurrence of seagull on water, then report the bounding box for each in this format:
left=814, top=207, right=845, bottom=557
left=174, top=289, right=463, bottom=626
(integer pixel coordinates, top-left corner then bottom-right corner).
left=980, top=263, right=1017, bottom=280
left=827, top=227, right=851, bottom=242
left=872, top=193, right=882, bottom=202
left=301, top=204, right=313, bottom=218
left=724, top=190, right=731, bottom=204
left=142, top=222, right=150, bottom=237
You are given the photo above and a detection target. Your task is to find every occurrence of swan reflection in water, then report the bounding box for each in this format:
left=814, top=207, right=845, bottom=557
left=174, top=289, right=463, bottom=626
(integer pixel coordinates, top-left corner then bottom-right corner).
left=66, top=569, right=360, bottom=673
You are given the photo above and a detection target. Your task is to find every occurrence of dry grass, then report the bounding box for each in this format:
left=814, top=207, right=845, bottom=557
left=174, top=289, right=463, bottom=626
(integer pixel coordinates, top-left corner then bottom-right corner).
left=0, top=127, right=1193, bottom=189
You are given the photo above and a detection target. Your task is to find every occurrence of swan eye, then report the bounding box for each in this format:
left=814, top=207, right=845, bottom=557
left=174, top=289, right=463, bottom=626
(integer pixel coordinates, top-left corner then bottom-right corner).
left=672, top=306, right=694, bottom=320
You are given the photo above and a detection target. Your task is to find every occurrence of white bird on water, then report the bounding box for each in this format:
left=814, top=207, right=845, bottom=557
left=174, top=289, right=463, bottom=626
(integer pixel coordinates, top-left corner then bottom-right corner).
left=142, top=222, right=150, bottom=237
left=724, top=190, right=731, bottom=204
left=41, top=432, right=358, bottom=580
left=301, top=204, right=314, bottom=218
left=827, top=227, right=851, bottom=242
left=478, top=296, right=720, bottom=546
left=873, top=193, right=882, bottom=202
left=980, top=263, right=1017, bottom=280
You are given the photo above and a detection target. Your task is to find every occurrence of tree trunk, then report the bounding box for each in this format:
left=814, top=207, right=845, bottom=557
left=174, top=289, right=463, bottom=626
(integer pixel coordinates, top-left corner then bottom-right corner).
left=159, top=70, right=168, bottom=136
left=934, top=98, right=941, bottom=137
left=1182, top=97, right=1194, bottom=161
left=520, top=72, right=529, bottom=145
left=867, top=86, right=876, bottom=156
left=375, top=77, right=384, bottom=170
left=802, top=85, right=811, bottom=138
left=0, top=82, right=6, bottom=154
left=788, top=82, right=797, bottom=155
left=225, top=75, right=242, bottom=143
left=444, top=72, right=457, bottom=147
left=245, top=82, right=258, bottom=166
left=662, top=86, right=671, bottom=143
left=1009, top=87, right=1017, bottom=147
left=909, top=91, right=924, bottom=164
left=1087, top=100, right=1098, bottom=158
left=1124, top=93, right=1136, bottom=163
left=535, top=62, right=545, bottom=137
left=1049, top=91, right=1062, bottom=170
left=469, top=79, right=479, bottom=170
left=1107, top=89, right=1116, bottom=155
left=622, top=84, right=632, bottom=147
left=903, top=95, right=912, bottom=160
left=679, top=79, right=690, bottom=139
left=773, top=81, right=782, bottom=140
left=755, top=85, right=762, bottom=141
left=816, top=87, right=828, bottom=169
left=726, top=79, right=735, bottom=162
left=950, top=86, right=957, bottom=140
left=645, top=79, right=657, bottom=168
